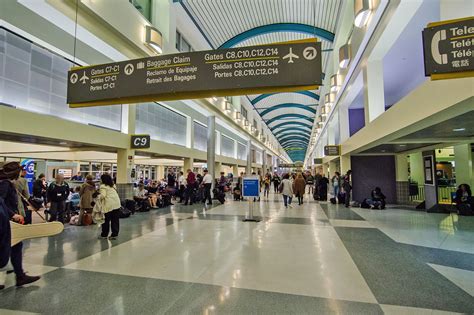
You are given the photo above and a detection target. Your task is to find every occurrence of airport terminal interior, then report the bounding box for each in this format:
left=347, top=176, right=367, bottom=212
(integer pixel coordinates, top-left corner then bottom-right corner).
left=0, top=0, right=473, bottom=314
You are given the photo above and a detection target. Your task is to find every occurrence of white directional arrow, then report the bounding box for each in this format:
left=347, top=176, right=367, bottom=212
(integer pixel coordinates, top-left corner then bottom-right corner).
left=303, top=47, right=317, bottom=60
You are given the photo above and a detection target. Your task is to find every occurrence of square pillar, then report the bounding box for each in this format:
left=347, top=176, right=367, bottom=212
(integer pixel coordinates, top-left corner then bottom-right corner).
left=340, top=154, right=351, bottom=174
left=363, top=60, right=385, bottom=124
left=215, top=162, right=222, bottom=177
left=454, top=144, right=474, bottom=188
left=395, top=154, right=410, bottom=204
left=116, top=148, right=135, bottom=200
left=183, top=157, right=194, bottom=172
left=233, top=164, right=239, bottom=176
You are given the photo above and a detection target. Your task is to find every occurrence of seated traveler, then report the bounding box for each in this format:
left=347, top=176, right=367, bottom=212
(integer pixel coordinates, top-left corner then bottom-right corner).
left=455, top=184, right=473, bottom=216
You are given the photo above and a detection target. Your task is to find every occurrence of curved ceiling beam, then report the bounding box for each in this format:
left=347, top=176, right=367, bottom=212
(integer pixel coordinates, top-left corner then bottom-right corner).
left=280, top=140, right=309, bottom=147
left=279, top=135, right=310, bottom=143
left=251, top=90, right=320, bottom=105
left=276, top=132, right=310, bottom=140
left=260, top=103, right=316, bottom=118
left=281, top=140, right=308, bottom=147
left=266, top=114, right=314, bottom=126
left=219, top=23, right=335, bottom=48
left=270, top=121, right=313, bottom=131
left=274, top=127, right=312, bottom=137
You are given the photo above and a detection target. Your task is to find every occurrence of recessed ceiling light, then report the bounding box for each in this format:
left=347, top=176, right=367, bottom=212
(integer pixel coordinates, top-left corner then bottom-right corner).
left=453, top=128, right=465, bottom=132
left=59, top=142, right=67, bottom=145
left=381, top=150, right=386, bottom=152
left=399, top=144, right=406, bottom=147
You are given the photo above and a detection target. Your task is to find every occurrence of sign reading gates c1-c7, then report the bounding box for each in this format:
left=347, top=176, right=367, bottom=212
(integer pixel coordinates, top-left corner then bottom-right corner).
left=67, top=41, right=322, bottom=108
left=422, top=17, right=474, bottom=80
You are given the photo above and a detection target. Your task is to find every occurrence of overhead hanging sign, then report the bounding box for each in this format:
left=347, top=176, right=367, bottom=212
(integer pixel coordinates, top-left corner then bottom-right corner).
left=67, top=41, right=322, bottom=107
left=422, top=17, right=474, bottom=80
left=324, top=145, right=340, bottom=156
left=130, top=134, right=150, bottom=149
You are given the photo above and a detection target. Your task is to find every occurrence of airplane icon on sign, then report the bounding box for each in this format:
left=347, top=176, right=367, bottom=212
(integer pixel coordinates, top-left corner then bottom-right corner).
left=79, top=71, right=89, bottom=84
left=283, top=48, right=299, bottom=63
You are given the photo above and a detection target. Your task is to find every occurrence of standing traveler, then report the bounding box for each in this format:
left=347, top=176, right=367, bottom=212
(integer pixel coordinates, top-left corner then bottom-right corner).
left=178, top=171, right=186, bottom=202
left=332, top=172, right=341, bottom=202
left=184, top=169, right=196, bottom=205
left=318, top=174, right=329, bottom=201
left=272, top=173, right=281, bottom=193
left=47, top=174, right=70, bottom=223
left=202, top=169, right=213, bottom=205
left=78, top=175, right=96, bottom=226
left=313, top=172, right=322, bottom=200
left=98, top=174, right=121, bottom=240
left=32, top=173, right=47, bottom=201
left=293, top=173, right=306, bottom=205
left=342, top=170, right=352, bottom=208
left=13, top=167, right=30, bottom=224
left=263, top=174, right=271, bottom=198
left=167, top=170, right=176, bottom=190
left=280, top=174, right=294, bottom=208
left=306, top=172, right=314, bottom=195
left=0, top=162, right=40, bottom=289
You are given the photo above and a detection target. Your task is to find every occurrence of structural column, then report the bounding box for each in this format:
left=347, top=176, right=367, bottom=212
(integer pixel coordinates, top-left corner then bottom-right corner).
left=363, top=60, right=385, bottom=124
left=183, top=157, right=194, bottom=171
left=207, top=116, right=216, bottom=180
left=338, top=106, right=350, bottom=143
left=340, top=154, right=351, bottom=174
left=395, top=154, right=410, bottom=204
left=262, top=150, right=267, bottom=175
left=215, top=162, right=222, bottom=176
left=157, top=165, right=165, bottom=181
left=116, top=148, right=135, bottom=200
left=454, top=144, right=474, bottom=188
left=233, top=164, right=239, bottom=176
left=246, top=140, right=252, bottom=175
left=328, top=160, right=337, bottom=177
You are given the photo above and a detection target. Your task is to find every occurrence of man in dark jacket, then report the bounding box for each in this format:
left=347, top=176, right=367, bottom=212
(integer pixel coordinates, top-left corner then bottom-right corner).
left=342, top=170, right=352, bottom=207
left=0, top=162, right=40, bottom=289
left=32, top=173, right=47, bottom=200
left=47, top=174, right=69, bottom=223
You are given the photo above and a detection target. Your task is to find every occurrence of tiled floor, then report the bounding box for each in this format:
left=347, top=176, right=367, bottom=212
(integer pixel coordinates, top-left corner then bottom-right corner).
left=0, top=192, right=473, bottom=314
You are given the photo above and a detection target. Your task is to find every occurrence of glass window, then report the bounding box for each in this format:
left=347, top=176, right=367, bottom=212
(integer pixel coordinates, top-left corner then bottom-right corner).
left=176, top=30, right=193, bottom=52
left=136, top=103, right=187, bottom=146
left=193, top=121, right=207, bottom=151
left=0, top=29, right=121, bottom=130
left=129, top=0, right=151, bottom=21
left=221, top=135, right=235, bottom=158
left=241, top=106, right=248, bottom=119
left=237, top=142, right=247, bottom=160
left=176, top=31, right=181, bottom=51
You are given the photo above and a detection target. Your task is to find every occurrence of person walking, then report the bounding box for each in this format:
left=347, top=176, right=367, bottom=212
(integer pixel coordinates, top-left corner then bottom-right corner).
left=272, top=173, right=281, bottom=193
left=306, top=172, right=314, bottom=195
left=0, top=162, right=41, bottom=288
left=178, top=171, right=186, bottom=202
left=32, top=173, right=47, bottom=202
left=78, top=175, right=96, bottom=226
left=342, top=170, right=352, bottom=208
left=98, top=174, right=121, bottom=240
left=263, top=174, right=271, bottom=198
left=280, top=173, right=294, bottom=208
left=201, top=169, right=213, bottom=205
left=293, top=173, right=306, bottom=205
left=46, top=174, right=69, bottom=223
left=12, top=167, right=30, bottom=224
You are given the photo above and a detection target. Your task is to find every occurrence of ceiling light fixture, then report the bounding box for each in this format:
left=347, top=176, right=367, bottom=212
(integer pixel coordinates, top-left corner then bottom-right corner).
left=324, top=93, right=335, bottom=106
left=212, top=97, right=218, bottom=101
left=235, top=111, right=242, bottom=121
left=354, top=0, right=372, bottom=28
left=330, top=74, right=341, bottom=92
left=453, top=128, right=466, bottom=132
left=339, top=43, right=351, bottom=68
left=224, top=101, right=232, bottom=113
left=144, top=25, right=163, bottom=54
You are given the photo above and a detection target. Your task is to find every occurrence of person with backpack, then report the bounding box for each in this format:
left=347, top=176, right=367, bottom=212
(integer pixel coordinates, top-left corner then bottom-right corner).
left=97, top=174, right=121, bottom=240
left=78, top=175, right=96, bottom=226
left=279, top=173, right=294, bottom=208
left=331, top=172, right=341, bottom=202
left=0, top=162, right=41, bottom=289
left=46, top=174, right=70, bottom=223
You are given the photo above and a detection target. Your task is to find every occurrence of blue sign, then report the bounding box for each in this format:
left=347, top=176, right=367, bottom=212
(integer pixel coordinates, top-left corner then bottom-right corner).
left=21, top=159, right=35, bottom=193
left=242, top=177, right=260, bottom=197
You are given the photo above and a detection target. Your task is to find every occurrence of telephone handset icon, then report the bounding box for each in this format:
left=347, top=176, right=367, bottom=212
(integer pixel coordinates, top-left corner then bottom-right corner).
left=431, top=29, right=448, bottom=65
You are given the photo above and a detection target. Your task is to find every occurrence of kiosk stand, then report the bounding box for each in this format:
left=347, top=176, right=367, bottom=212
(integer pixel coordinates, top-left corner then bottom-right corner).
left=242, top=177, right=261, bottom=222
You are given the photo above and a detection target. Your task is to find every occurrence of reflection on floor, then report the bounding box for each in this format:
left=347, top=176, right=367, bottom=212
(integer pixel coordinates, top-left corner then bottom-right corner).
left=0, top=192, right=473, bottom=314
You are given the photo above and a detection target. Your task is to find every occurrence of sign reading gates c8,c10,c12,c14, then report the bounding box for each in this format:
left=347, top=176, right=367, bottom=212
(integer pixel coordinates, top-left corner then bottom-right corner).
left=422, top=17, right=474, bottom=80
left=67, top=41, right=322, bottom=108
left=130, top=135, right=150, bottom=149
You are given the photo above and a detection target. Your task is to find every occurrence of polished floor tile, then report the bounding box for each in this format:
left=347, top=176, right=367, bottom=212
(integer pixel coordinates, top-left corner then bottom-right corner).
left=380, top=304, right=462, bottom=315
left=1, top=192, right=473, bottom=314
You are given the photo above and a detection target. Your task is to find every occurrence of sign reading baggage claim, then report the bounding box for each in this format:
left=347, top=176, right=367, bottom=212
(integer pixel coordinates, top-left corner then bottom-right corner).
left=422, top=17, right=474, bottom=80
left=67, top=41, right=322, bottom=107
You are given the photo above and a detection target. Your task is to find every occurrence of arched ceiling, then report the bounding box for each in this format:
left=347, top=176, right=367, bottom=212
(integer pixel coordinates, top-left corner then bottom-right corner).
left=174, top=0, right=343, bottom=162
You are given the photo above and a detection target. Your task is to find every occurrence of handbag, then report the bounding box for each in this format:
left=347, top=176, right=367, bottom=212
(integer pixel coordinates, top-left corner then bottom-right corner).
left=82, top=212, right=93, bottom=225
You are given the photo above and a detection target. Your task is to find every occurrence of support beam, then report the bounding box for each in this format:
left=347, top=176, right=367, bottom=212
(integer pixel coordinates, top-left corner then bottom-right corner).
left=363, top=60, right=385, bottom=124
